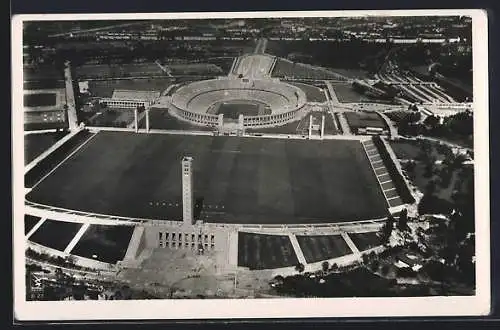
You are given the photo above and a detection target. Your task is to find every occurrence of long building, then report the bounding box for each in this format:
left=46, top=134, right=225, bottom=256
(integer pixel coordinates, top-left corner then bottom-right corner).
left=100, top=89, right=161, bottom=109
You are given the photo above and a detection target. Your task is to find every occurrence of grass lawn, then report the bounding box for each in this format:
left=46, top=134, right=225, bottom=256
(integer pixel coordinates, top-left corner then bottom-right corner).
left=344, top=111, right=387, bottom=130
left=215, top=101, right=267, bottom=119
left=24, top=93, right=57, bottom=107
left=25, top=215, right=41, bottom=234
left=24, top=131, right=68, bottom=165
left=329, top=82, right=368, bottom=103
left=296, top=234, right=352, bottom=263
left=29, top=220, right=83, bottom=252
left=144, top=109, right=216, bottom=131
left=237, top=232, right=298, bottom=269
left=71, top=225, right=135, bottom=264
left=88, top=78, right=175, bottom=98
left=27, top=132, right=387, bottom=224
left=287, top=82, right=327, bottom=102
left=348, top=231, right=383, bottom=252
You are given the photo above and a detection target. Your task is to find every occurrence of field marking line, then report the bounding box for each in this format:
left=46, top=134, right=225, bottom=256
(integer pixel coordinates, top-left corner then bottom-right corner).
left=372, top=159, right=384, bottom=165
left=377, top=173, right=389, bottom=178
left=340, top=232, right=360, bottom=254
left=64, top=223, right=90, bottom=254
left=288, top=234, right=308, bottom=266
left=384, top=187, right=397, bottom=192
left=374, top=166, right=386, bottom=171
left=386, top=196, right=401, bottom=201
left=30, top=133, right=99, bottom=190
left=379, top=180, right=392, bottom=185
left=26, top=217, right=47, bottom=239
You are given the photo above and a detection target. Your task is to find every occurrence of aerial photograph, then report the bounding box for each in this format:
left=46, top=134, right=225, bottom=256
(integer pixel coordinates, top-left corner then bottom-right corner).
left=19, top=14, right=477, bottom=303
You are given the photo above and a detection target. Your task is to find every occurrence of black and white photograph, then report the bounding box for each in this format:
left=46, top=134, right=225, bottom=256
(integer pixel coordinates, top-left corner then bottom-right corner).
left=12, top=9, right=490, bottom=320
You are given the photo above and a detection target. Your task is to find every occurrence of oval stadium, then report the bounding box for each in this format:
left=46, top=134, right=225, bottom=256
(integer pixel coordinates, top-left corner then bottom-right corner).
left=168, top=78, right=307, bottom=129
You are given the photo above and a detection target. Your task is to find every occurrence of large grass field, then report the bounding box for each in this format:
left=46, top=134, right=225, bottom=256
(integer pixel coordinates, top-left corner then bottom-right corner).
left=237, top=232, right=298, bottom=270
left=27, top=132, right=388, bottom=224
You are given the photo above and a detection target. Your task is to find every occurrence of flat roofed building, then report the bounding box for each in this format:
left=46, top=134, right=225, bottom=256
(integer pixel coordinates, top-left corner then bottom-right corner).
left=100, top=89, right=161, bottom=109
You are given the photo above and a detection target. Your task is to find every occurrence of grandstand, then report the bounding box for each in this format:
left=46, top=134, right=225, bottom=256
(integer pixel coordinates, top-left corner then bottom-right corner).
left=100, top=89, right=161, bottom=109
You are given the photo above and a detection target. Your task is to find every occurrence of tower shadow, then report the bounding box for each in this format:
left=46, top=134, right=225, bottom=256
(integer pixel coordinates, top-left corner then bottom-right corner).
left=194, top=196, right=205, bottom=219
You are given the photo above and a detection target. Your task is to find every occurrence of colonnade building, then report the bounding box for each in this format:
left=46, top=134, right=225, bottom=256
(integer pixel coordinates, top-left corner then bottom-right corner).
left=100, top=89, right=161, bottom=109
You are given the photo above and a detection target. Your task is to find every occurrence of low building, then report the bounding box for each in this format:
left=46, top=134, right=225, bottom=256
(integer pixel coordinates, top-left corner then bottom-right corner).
left=344, top=111, right=389, bottom=136
left=100, top=90, right=161, bottom=109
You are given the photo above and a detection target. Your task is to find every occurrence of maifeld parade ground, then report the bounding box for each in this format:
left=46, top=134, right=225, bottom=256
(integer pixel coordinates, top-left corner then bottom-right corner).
left=27, top=131, right=389, bottom=224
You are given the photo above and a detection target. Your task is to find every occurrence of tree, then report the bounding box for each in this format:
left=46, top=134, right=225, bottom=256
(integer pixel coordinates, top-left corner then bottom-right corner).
left=371, top=259, right=380, bottom=272
left=362, top=253, right=370, bottom=265
left=331, top=263, right=339, bottom=272
left=273, top=275, right=284, bottom=286
left=321, top=261, right=329, bottom=273
left=382, top=215, right=395, bottom=243
left=381, top=264, right=390, bottom=276
left=398, top=208, right=409, bottom=231
left=295, top=263, right=305, bottom=273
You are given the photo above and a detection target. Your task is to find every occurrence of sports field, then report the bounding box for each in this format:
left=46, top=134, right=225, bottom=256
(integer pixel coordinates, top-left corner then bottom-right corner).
left=24, top=93, right=57, bottom=107
left=24, top=131, right=68, bottom=165
left=348, top=232, right=383, bottom=252
left=296, top=234, right=352, bottom=263
left=214, top=101, right=269, bottom=119
left=237, top=232, right=298, bottom=270
left=29, top=220, right=83, bottom=252
left=70, top=224, right=134, bottom=264
left=27, top=131, right=388, bottom=224
left=25, top=215, right=40, bottom=234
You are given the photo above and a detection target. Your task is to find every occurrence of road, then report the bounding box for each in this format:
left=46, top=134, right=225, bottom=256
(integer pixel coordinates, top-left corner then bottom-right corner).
left=63, top=62, right=79, bottom=130
left=336, top=112, right=352, bottom=135
left=378, top=112, right=399, bottom=138
left=254, top=38, right=268, bottom=54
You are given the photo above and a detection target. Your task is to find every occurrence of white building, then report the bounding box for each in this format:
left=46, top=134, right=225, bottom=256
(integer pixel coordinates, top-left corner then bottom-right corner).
left=100, top=90, right=161, bottom=109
